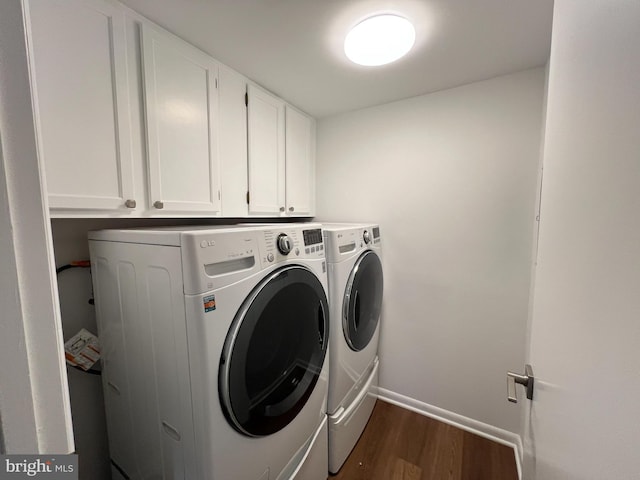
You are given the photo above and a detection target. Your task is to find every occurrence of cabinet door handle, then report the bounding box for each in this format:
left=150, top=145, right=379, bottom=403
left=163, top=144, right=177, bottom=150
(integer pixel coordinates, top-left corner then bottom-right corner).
left=154, top=201, right=164, bottom=209
left=279, top=206, right=285, bottom=212
left=289, top=206, right=295, bottom=212
left=124, top=199, right=136, bottom=208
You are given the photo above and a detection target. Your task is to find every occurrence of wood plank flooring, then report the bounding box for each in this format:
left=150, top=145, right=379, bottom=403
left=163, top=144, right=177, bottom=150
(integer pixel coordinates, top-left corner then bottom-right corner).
left=331, top=400, right=518, bottom=480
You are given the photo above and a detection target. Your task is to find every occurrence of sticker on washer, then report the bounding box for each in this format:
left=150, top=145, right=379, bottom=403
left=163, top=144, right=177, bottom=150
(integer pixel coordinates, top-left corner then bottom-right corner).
left=204, top=295, right=216, bottom=312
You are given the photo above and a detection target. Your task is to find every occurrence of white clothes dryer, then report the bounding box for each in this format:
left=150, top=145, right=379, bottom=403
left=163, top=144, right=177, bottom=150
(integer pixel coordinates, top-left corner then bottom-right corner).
left=89, top=224, right=330, bottom=480
left=322, top=223, right=383, bottom=474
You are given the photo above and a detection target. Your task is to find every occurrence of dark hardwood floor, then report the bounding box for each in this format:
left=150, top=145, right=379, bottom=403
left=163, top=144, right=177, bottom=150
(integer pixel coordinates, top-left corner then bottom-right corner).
left=331, top=400, right=518, bottom=480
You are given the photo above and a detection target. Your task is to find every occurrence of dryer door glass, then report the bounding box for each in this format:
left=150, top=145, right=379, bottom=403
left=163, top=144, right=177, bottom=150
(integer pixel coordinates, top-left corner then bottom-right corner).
left=220, top=265, right=329, bottom=437
left=343, top=250, right=384, bottom=351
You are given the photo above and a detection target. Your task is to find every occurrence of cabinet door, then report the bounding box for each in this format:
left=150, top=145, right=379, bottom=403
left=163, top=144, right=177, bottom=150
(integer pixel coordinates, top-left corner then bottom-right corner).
left=247, top=84, right=285, bottom=215
left=285, top=106, right=315, bottom=216
left=141, top=24, right=221, bottom=214
left=219, top=66, right=249, bottom=217
left=26, top=0, right=135, bottom=211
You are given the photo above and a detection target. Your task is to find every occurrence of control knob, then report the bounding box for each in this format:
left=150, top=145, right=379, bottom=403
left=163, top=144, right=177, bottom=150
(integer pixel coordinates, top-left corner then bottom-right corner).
left=277, top=234, right=293, bottom=255
left=363, top=230, right=371, bottom=244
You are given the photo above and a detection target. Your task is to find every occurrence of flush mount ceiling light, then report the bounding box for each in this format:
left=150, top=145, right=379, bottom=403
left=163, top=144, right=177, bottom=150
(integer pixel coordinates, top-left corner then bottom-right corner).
left=344, top=14, right=416, bottom=66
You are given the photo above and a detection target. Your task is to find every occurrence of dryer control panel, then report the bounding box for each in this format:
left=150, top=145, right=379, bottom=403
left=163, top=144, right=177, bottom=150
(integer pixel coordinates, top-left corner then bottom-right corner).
left=257, top=226, right=325, bottom=268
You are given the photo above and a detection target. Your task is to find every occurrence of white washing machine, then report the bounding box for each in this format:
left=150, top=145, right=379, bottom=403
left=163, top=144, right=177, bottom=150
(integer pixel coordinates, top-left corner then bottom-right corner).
left=89, top=224, right=330, bottom=480
left=322, top=224, right=383, bottom=473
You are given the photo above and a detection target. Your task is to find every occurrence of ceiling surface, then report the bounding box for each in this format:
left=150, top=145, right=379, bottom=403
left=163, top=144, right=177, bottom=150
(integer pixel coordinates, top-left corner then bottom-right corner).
left=119, top=0, right=554, bottom=118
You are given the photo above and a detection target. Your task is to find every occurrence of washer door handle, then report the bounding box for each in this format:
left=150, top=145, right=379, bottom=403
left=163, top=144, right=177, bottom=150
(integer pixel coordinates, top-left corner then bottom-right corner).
left=317, top=302, right=326, bottom=345
left=353, top=291, right=360, bottom=331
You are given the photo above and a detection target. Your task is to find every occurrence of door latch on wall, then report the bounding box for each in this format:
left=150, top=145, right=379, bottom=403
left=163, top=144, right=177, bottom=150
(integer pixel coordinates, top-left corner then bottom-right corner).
left=507, top=364, right=534, bottom=403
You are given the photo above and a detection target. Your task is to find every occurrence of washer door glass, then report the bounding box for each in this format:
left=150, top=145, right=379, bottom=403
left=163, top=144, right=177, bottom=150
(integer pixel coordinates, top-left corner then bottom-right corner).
left=220, top=265, right=329, bottom=437
left=343, top=250, right=383, bottom=352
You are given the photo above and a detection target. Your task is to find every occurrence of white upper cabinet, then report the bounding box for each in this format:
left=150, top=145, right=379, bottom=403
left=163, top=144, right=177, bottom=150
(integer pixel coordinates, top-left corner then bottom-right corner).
left=26, top=0, right=314, bottom=218
left=26, top=0, right=135, bottom=211
left=140, top=24, right=221, bottom=214
left=247, top=84, right=286, bottom=216
left=247, top=87, right=316, bottom=217
left=285, top=106, right=315, bottom=216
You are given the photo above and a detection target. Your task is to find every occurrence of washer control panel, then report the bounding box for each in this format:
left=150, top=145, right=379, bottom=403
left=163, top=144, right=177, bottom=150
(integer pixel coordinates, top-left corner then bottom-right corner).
left=372, top=226, right=381, bottom=244
left=180, top=224, right=327, bottom=293
left=277, top=234, right=293, bottom=255
left=323, top=224, right=382, bottom=262
left=303, top=228, right=323, bottom=246
left=301, top=228, right=325, bottom=256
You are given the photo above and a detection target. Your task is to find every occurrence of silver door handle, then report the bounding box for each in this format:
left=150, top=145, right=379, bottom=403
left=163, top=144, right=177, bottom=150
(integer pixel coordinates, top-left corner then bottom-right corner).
left=107, top=381, right=121, bottom=395
left=161, top=421, right=181, bottom=441
left=154, top=200, right=164, bottom=209
left=507, top=364, right=534, bottom=403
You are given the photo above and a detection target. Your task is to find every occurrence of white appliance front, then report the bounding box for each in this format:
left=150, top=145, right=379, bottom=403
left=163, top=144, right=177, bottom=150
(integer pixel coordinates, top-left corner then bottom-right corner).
left=89, top=224, right=330, bottom=480
left=323, top=224, right=383, bottom=413
left=321, top=224, right=383, bottom=474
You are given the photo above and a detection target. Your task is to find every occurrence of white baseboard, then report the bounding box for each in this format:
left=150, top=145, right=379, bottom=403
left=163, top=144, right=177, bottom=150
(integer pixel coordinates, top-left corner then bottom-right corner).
left=375, top=387, right=523, bottom=480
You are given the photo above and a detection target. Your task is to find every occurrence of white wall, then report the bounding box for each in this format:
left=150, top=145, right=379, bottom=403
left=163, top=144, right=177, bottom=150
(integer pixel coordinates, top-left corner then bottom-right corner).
left=524, top=0, right=640, bottom=477
left=316, top=68, right=545, bottom=433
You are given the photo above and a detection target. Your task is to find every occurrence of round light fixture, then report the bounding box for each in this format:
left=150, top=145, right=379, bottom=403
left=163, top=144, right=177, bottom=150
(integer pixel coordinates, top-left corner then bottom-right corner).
left=344, top=14, right=416, bottom=66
